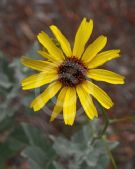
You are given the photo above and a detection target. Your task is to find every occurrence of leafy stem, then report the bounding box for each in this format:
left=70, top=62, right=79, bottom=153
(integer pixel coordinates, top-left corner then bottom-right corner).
left=90, top=104, right=118, bottom=169
left=91, top=105, right=109, bottom=145
left=102, top=136, right=118, bottom=169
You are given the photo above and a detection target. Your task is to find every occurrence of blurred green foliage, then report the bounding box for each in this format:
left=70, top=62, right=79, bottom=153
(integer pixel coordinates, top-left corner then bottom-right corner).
left=0, top=46, right=118, bottom=169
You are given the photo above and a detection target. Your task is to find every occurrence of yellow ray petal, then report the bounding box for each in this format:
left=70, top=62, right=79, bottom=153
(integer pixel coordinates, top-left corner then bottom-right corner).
left=30, top=82, right=62, bottom=111
left=82, top=81, right=113, bottom=109
left=21, top=57, right=57, bottom=71
left=73, top=18, right=93, bottom=59
left=50, top=87, right=67, bottom=122
left=63, top=87, right=76, bottom=125
left=82, top=35, right=107, bottom=63
left=76, top=85, right=98, bottom=119
left=21, top=70, right=58, bottom=90
left=88, top=49, right=120, bottom=69
left=87, top=69, right=125, bottom=84
left=50, top=25, right=72, bottom=57
left=37, top=50, right=56, bottom=62
left=37, top=31, right=65, bottom=61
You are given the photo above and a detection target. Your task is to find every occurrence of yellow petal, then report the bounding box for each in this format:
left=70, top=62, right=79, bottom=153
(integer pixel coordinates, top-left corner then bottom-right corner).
left=21, top=70, right=58, bottom=90
left=30, top=82, right=62, bottom=111
left=63, top=87, right=76, bottom=125
left=37, top=31, right=65, bottom=61
left=50, top=87, right=67, bottom=122
left=87, top=69, right=125, bottom=84
left=76, top=85, right=98, bottom=119
left=82, top=81, right=113, bottom=109
left=88, top=49, right=120, bottom=68
left=37, top=50, right=56, bottom=62
left=21, top=57, right=57, bottom=71
left=82, top=35, right=107, bottom=63
left=73, top=18, right=93, bottom=59
left=50, top=25, right=72, bottom=57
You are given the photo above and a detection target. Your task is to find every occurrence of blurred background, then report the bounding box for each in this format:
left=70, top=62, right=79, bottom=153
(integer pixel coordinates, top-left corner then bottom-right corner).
left=0, top=0, right=135, bottom=169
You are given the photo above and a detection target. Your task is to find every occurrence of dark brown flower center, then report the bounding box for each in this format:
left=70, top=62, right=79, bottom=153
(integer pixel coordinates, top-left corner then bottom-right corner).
left=58, top=57, right=88, bottom=87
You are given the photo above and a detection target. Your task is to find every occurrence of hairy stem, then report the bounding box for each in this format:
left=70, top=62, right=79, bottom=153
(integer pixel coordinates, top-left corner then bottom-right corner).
left=91, top=105, right=109, bottom=144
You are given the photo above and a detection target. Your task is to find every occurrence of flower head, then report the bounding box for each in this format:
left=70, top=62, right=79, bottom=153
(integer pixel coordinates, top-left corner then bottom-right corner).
left=21, top=18, right=125, bottom=125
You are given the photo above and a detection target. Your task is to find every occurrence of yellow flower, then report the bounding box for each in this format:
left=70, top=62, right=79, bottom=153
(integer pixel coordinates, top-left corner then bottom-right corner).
left=21, top=18, right=125, bottom=125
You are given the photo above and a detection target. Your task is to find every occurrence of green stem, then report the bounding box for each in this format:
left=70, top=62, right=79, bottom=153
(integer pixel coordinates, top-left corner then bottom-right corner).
left=91, top=106, right=109, bottom=144
left=102, top=137, right=118, bottom=169
left=110, top=115, right=135, bottom=124
left=99, top=106, right=109, bottom=136
left=89, top=105, right=119, bottom=169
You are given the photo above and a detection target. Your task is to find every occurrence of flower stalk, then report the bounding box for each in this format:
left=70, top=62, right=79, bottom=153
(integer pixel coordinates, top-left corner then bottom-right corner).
left=91, top=104, right=109, bottom=145
left=91, top=104, right=118, bottom=169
